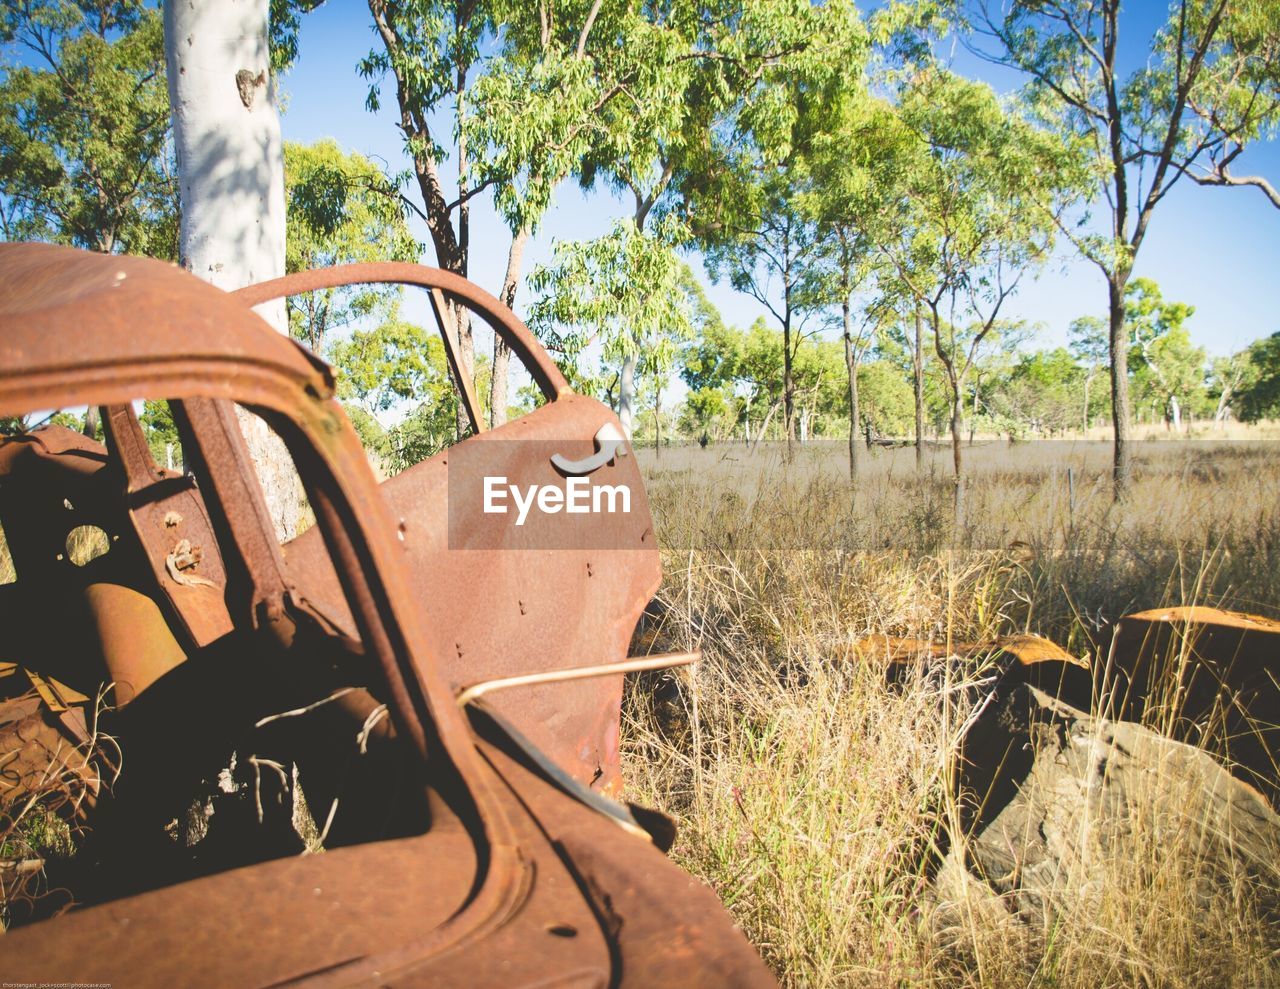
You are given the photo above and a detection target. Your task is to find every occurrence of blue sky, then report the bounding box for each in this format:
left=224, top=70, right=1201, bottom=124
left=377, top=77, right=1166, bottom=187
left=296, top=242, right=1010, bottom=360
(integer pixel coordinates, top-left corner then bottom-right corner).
left=278, top=4, right=1280, bottom=360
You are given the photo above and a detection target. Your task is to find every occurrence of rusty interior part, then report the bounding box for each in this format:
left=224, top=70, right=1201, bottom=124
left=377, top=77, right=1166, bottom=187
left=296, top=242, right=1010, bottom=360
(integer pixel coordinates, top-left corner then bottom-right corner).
left=0, top=243, right=776, bottom=987
left=861, top=631, right=1093, bottom=710
left=1102, top=607, right=1280, bottom=805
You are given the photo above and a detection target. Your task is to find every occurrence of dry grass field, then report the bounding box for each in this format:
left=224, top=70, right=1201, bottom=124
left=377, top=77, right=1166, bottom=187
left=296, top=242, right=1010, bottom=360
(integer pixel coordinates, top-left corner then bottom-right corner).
left=4, top=432, right=1279, bottom=985
left=625, top=433, right=1280, bottom=988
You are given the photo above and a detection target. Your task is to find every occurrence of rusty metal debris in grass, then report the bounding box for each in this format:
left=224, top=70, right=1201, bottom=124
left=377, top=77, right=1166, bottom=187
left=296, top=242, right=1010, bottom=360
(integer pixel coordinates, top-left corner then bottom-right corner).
left=0, top=243, right=777, bottom=987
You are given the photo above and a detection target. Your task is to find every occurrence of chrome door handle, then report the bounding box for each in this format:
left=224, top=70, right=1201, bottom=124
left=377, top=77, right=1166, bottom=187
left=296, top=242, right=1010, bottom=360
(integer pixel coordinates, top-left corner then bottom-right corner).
left=551, top=422, right=628, bottom=475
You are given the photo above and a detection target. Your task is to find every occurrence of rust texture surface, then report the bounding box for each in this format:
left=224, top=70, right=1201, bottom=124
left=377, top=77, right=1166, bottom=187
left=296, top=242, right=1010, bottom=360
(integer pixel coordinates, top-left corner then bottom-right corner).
left=0, top=243, right=774, bottom=988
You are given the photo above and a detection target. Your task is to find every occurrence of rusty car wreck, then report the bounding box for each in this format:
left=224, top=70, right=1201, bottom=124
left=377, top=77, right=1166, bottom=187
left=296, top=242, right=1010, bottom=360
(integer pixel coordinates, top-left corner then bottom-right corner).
left=0, top=243, right=777, bottom=987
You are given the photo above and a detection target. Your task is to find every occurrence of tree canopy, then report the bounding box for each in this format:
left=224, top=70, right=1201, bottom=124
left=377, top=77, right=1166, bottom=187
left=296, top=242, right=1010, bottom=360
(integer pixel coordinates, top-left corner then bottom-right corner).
left=0, top=0, right=175, bottom=255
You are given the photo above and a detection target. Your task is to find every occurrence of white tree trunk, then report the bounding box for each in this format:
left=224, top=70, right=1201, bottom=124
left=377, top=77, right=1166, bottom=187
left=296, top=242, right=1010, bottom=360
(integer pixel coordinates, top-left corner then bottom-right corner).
left=618, top=353, right=637, bottom=439
left=166, top=0, right=285, bottom=323
left=165, top=0, right=297, bottom=541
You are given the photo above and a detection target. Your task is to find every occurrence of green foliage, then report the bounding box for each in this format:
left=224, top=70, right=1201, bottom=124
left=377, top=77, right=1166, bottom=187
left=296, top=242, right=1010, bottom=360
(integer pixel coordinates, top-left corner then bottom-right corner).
left=966, top=0, right=1277, bottom=265
left=1124, top=278, right=1205, bottom=426
left=963, top=0, right=1280, bottom=483
left=462, top=9, right=604, bottom=235
left=1159, top=0, right=1280, bottom=207
left=325, top=307, right=502, bottom=472
left=990, top=347, right=1085, bottom=436
left=528, top=216, right=697, bottom=378
left=828, top=66, right=1088, bottom=473
left=856, top=360, right=916, bottom=436
left=284, top=139, right=419, bottom=352
left=1068, top=316, right=1109, bottom=368
left=682, top=317, right=746, bottom=394
left=678, top=385, right=733, bottom=440
left=269, top=0, right=326, bottom=75
left=672, top=314, right=922, bottom=444
left=340, top=402, right=388, bottom=454
left=543, top=0, right=867, bottom=237
left=330, top=308, right=451, bottom=415
left=1237, top=333, right=1280, bottom=422
left=358, top=1, right=487, bottom=167
left=0, top=0, right=176, bottom=255
left=140, top=399, right=178, bottom=466
left=887, top=69, right=1085, bottom=330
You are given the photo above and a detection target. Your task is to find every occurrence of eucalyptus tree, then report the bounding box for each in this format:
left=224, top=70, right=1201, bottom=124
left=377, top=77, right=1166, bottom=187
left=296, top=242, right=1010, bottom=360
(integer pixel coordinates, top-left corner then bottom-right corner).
left=552, top=1, right=859, bottom=439
left=1237, top=333, right=1280, bottom=422
left=679, top=314, right=745, bottom=441
left=876, top=305, right=932, bottom=465
left=360, top=0, right=488, bottom=433
left=0, top=0, right=175, bottom=256
left=284, top=139, right=420, bottom=354
left=360, top=1, right=794, bottom=431
left=570, top=0, right=867, bottom=447
left=1179, top=1, right=1280, bottom=207
left=1068, top=315, right=1109, bottom=433
left=964, top=0, right=1280, bottom=490
left=328, top=306, right=465, bottom=467
left=874, top=71, right=1084, bottom=519
left=801, top=92, right=915, bottom=478
left=459, top=1, right=645, bottom=425
left=362, top=1, right=609, bottom=431
left=1124, top=278, right=1203, bottom=431
left=165, top=0, right=301, bottom=542
left=703, top=172, right=820, bottom=454
left=1208, top=351, right=1251, bottom=424
left=526, top=217, right=696, bottom=439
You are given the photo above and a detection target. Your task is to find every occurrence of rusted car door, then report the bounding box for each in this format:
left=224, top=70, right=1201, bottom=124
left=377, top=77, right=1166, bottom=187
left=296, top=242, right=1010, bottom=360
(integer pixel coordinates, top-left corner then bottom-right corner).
left=236, top=265, right=662, bottom=794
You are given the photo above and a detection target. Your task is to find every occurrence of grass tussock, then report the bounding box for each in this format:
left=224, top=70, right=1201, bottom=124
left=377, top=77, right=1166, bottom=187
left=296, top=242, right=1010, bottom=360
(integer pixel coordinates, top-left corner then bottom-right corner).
left=624, top=437, right=1280, bottom=987
left=0, top=688, right=116, bottom=927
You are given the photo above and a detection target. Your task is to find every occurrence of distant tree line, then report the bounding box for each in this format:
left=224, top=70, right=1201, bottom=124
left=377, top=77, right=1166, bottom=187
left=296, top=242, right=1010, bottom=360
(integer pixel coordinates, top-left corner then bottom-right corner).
left=621, top=278, right=1280, bottom=454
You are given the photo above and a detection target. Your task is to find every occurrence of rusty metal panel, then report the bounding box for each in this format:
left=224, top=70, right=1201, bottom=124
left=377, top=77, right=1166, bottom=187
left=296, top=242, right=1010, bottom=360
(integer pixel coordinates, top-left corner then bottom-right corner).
left=0, top=244, right=331, bottom=399
left=232, top=262, right=569, bottom=401
left=285, top=394, right=660, bottom=795
left=0, top=244, right=775, bottom=988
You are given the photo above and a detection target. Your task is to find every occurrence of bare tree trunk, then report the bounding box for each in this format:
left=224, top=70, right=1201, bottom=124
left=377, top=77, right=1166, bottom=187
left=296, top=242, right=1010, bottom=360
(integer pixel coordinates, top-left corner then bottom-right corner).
left=914, top=308, right=925, bottom=470
left=749, top=398, right=782, bottom=455
left=452, top=38, right=475, bottom=439
left=654, top=378, right=661, bottom=456
left=969, top=379, right=979, bottom=445
left=165, top=0, right=297, bottom=541
left=782, top=316, right=796, bottom=459
left=1109, top=274, right=1132, bottom=495
left=842, top=298, right=860, bottom=481
left=1214, top=382, right=1233, bottom=424
left=491, top=226, right=529, bottom=428
left=951, top=386, right=965, bottom=529
left=1082, top=369, right=1093, bottom=435
left=619, top=354, right=637, bottom=438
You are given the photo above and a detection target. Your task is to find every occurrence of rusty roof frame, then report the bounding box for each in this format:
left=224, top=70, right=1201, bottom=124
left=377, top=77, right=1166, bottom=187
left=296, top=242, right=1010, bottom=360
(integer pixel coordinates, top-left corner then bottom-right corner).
left=0, top=242, right=540, bottom=949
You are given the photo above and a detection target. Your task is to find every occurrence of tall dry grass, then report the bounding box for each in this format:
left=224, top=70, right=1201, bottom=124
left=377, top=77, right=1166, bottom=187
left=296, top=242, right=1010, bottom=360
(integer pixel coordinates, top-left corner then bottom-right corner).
left=624, top=436, right=1280, bottom=987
